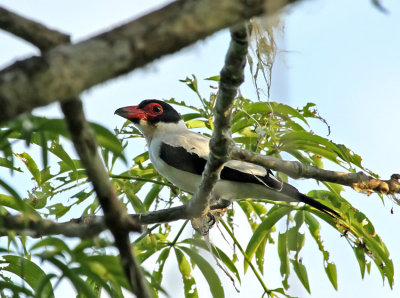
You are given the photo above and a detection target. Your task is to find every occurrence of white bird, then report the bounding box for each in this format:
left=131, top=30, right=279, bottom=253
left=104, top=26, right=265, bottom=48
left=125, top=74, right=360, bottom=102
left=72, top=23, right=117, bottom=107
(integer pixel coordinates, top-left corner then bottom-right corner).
left=115, top=99, right=339, bottom=218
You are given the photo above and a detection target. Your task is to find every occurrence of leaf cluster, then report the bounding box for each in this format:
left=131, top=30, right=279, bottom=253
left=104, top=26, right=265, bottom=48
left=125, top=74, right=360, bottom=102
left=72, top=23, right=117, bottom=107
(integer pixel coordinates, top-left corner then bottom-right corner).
left=0, top=77, right=393, bottom=297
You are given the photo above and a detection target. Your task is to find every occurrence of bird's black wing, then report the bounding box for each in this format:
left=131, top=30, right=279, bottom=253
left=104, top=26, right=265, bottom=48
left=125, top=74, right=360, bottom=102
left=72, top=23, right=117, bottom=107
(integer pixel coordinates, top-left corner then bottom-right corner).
left=159, top=142, right=273, bottom=185
left=159, top=142, right=339, bottom=218
left=159, top=143, right=207, bottom=175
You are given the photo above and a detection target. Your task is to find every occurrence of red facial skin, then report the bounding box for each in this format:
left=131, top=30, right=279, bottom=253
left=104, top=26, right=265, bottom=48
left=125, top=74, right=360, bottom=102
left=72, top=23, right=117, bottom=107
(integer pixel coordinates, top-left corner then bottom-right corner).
left=115, top=102, right=163, bottom=122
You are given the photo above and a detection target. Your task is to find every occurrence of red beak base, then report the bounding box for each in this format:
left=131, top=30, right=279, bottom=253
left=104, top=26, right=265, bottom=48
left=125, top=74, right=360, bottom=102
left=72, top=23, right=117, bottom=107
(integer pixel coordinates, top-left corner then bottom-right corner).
left=114, top=106, right=147, bottom=122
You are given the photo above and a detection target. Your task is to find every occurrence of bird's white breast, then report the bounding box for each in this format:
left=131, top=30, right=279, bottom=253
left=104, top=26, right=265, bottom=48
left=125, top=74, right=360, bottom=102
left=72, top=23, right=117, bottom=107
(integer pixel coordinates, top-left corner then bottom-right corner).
left=149, top=134, right=203, bottom=193
left=147, top=129, right=295, bottom=202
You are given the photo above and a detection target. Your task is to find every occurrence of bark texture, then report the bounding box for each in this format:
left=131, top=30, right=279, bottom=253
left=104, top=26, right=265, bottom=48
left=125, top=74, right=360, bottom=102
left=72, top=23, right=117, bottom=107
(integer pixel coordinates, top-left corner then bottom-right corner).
left=0, top=0, right=295, bottom=124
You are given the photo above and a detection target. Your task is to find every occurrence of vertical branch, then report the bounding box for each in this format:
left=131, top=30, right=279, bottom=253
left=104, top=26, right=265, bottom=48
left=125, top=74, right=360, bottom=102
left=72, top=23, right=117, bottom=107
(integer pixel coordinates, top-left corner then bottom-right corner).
left=60, top=98, right=151, bottom=297
left=0, top=7, right=151, bottom=295
left=185, top=23, right=250, bottom=217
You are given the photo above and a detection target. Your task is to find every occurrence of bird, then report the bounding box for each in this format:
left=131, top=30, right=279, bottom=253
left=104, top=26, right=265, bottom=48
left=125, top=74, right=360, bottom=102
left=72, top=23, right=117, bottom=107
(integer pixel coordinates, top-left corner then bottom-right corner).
left=115, top=99, right=339, bottom=218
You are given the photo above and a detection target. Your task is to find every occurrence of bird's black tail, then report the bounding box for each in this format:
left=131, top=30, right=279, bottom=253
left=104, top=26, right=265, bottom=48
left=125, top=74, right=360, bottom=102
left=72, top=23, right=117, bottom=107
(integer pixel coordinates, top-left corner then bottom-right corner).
left=259, top=171, right=340, bottom=218
left=297, top=193, right=340, bottom=218
left=279, top=181, right=340, bottom=218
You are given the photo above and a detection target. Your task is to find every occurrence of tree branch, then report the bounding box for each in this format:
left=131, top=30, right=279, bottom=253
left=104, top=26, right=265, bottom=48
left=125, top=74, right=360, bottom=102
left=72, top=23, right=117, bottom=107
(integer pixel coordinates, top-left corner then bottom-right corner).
left=0, top=8, right=151, bottom=296
left=3, top=164, right=398, bottom=239
left=0, top=7, right=70, bottom=51
left=185, top=24, right=249, bottom=217
left=0, top=0, right=297, bottom=124
left=0, top=213, right=106, bottom=238
left=61, top=98, right=151, bottom=298
left=0, top=202, right=232, bottom=239
left=231, top=148, right=400, bottom=195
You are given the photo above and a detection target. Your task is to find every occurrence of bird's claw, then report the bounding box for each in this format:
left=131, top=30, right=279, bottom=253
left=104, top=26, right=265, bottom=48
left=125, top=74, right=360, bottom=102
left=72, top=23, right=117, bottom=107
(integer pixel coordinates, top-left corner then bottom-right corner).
left=191, top=212, right=216, bottom=236
left=207, top=212, right=216, bottom=227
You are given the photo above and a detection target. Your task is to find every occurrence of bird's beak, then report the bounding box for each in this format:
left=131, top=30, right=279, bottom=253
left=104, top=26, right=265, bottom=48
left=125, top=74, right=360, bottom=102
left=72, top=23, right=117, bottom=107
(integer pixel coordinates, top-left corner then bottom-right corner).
left=114, top=105, right=147, bottom=121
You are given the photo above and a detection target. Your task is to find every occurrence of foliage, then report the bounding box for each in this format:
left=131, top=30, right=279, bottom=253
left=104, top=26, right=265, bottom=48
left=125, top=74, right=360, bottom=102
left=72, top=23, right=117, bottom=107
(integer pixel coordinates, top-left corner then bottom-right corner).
left=0, top=76, right=394, bottom=297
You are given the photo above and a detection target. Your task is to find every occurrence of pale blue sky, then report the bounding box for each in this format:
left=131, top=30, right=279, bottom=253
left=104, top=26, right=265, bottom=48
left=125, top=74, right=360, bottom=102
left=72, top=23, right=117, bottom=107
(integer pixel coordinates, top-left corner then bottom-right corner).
left=0, top=0, right=399, bottom=297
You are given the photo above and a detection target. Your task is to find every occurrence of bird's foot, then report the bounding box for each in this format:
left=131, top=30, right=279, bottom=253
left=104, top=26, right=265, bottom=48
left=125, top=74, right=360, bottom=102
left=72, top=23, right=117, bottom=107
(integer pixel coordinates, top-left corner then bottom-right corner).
left=191, top=212, right=216, bottom=236
left=191, top=199, right=231, bottom=235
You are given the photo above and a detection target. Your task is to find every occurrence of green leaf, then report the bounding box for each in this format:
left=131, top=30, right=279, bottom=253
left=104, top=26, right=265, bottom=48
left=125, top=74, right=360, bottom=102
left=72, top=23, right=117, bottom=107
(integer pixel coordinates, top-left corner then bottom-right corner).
left=37, top=118, right=69, bottom=137
left=287, top=227, right=305, bottom=253
left=28, top=182, right=53, bottom=209
left=46, top=256, right=99, bottom=297
left=323, top=182, right=344, bottom=196
left=31, top=237, right=71, bottom=253
left=81, top=277, right=103, bottom=298
left=213, top=247, right=241, bottom=284
left=175, top=248, right=198, bottom=298
left=306, top=190, right=341, bottom=212
left=0, top=255, right=54, bottom=297
left=0, top=280, right=34, bottom=296
left=143, top=184, right=163, bottom=211
left=352, top=225, right=393, bottom=287
left=166, top=98, right=202, bottom=113
left=77, top=255, right=129, bottom=293
left=301, top=102, right=317, bottom=117
left=126, top=193, right=146, bottom=213
left=179, top=246, right=224, bottom=298
left=204, top=75, right=220, bottom=81
left=91, top=123, right=126, bottom=162
left=15, top=152, right=42, bottom=185
left=232, top=118, right=255, bottom=133
left=270, top=102, right=308, bottom=124
left=244, top=206, right=290, bottom=272
left=135, top=233, right=167, bottom=252
left=186, top=120, right=207, bottom=129
left=304, top=212, right=329, bottom=261
left=180, top=238, right=241, bottom=283
left=49, top=141, right=77, bottom=173
left=48, top=203, right=72, bottom=219
left=35, top=273, right=58, bottom=298
left=133, top=151, right=149, bottom=165
left=278, top=232, right=289, bottom=289
left=249, top=201, right=268, bottom=219
left=40, top=130, right=49, bottom=169
left=325, top=262, right=338, bottom=290
left=179, top=75, right=199, bottom=93
left=238, top=200, right=259, bottom=231
left=72, top=190, right=94, bottom=204
left=290, top=259, right=311, bottom=294
left=0, top=194, right=39, bottom=215
left=255, top=236, right=267, bottom=274
left=152, top=248, right=171, bottom=289
left=242, top=102, right=271, bottom=115
left=353, top=246, right=366, bottom=278
left=136, top=249, right=158, bottom=264
left=0, top=157, right=22, bottom=172
left=37, top=118, right=126, bottom=162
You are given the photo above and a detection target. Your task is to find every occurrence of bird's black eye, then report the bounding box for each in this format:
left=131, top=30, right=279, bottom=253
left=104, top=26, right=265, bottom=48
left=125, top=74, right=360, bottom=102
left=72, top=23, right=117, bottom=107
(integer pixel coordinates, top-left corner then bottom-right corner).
left=153, top=105, right=162, bottom=113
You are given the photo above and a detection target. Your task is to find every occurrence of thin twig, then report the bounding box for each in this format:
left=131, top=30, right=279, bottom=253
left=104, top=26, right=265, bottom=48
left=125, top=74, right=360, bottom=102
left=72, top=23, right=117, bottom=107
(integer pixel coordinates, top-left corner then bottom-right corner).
left=110, top=174, right=174, bottom=187
left=220, top=219, right=271, bottom=295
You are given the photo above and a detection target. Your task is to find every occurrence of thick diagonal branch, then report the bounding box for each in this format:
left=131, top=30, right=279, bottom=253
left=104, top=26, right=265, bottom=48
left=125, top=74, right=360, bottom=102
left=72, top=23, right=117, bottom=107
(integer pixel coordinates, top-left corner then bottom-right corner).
left=185, top=24, right=249, bottom=217
left=0, top=7, right=70, bottom=51
left=61, top=98, right=150, bottom=298
left=0, top=7, right=152, bottom=296
left=0, top=0, right=296, bottom=124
